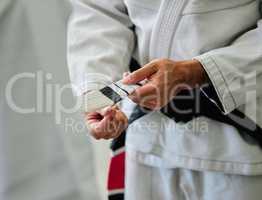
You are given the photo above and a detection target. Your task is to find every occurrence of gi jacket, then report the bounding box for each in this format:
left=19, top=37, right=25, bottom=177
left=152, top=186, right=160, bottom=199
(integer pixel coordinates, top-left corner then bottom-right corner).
left=68, top=0, right=262, bottom=175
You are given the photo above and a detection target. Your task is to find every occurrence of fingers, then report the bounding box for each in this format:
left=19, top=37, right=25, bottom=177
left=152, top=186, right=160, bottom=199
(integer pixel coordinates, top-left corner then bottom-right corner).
left=129, top=84, right=157, bottom=103
left=86, top=112, right=103, bottom=123
left=85, top=106, right=128, bottom=140
left=122, top=62, right=157, bottom=84
left=85, top=106, right=115, bottom=124
left=98, top=106, right=115, bottom=116
left=129, top=82, right=172, bottom=110
left=140, top=99, right=157, bottom=110
left=128, top=81, right=165, bottom=110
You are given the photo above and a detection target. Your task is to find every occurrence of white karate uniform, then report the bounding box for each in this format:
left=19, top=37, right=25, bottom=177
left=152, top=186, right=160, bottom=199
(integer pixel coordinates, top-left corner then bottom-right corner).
left=68, top=0, right=262, bottom=199
left=125, top=151, right=262, bottom=200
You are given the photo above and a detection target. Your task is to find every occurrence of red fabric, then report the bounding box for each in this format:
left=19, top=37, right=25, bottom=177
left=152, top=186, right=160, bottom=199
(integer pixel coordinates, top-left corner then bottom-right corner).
left=107, top=151, right=125, bottom=190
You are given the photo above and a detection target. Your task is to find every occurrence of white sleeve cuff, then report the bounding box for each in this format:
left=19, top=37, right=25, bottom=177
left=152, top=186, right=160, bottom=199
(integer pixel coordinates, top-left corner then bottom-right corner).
left=194, top=54, right=237, bottom=114
left=72, top=73, right=113, bottom=96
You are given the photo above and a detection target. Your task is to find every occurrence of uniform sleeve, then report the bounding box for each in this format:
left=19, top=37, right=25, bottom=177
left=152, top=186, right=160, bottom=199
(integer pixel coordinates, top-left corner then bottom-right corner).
left=67, top=0, right=135, bottom=96
left=195, top=18, right=262, bottom=114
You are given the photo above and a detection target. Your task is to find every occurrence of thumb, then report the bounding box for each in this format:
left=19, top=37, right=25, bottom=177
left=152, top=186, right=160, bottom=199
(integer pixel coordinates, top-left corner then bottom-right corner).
left=122, top=63, right=157, bottom=84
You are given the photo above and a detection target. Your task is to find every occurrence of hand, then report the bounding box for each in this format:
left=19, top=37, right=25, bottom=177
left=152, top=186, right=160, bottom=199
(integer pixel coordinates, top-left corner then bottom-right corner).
left=85, top=106, right=128, bottom=140
left=122, top=59, right=207, bottom=110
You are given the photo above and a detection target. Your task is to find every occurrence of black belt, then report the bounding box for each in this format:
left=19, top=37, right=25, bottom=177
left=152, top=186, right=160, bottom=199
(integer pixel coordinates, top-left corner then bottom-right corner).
left=111, top=59, right=262, bottom=150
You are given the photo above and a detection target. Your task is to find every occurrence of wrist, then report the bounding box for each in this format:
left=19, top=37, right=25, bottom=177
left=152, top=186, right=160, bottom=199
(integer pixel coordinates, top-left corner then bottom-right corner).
left=182, top=59, right=208, bottom=87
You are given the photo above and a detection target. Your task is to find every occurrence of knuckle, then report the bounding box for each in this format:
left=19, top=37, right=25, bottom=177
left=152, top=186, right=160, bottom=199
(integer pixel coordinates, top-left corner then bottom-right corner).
left=93, top=134, right=101, bottom=140
left=103, top=135, right=112, bottom=140
left=90, top=130, right=103, bottom=140
left=159, top=58, right=168, bottom=63
left=152, top=58, right=160, bottom=62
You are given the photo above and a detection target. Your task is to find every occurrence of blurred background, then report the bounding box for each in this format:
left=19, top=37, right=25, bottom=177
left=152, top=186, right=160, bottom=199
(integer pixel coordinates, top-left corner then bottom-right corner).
left=0, top=0, right=110, bottom=199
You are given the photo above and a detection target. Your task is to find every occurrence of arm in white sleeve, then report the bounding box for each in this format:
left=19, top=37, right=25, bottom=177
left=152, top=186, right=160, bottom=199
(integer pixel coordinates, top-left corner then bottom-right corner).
left=67, top=0, right=135, bottom=96
left=195, top=18, right=262, bottom=115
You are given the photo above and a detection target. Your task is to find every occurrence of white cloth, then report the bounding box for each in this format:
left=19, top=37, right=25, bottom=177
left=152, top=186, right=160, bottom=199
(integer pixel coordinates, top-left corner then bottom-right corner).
left=125, top=151, right=262, bottom=200
left=0, top=0, right=100, bottom=199
left=68, top=0, right=262, bottom=175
